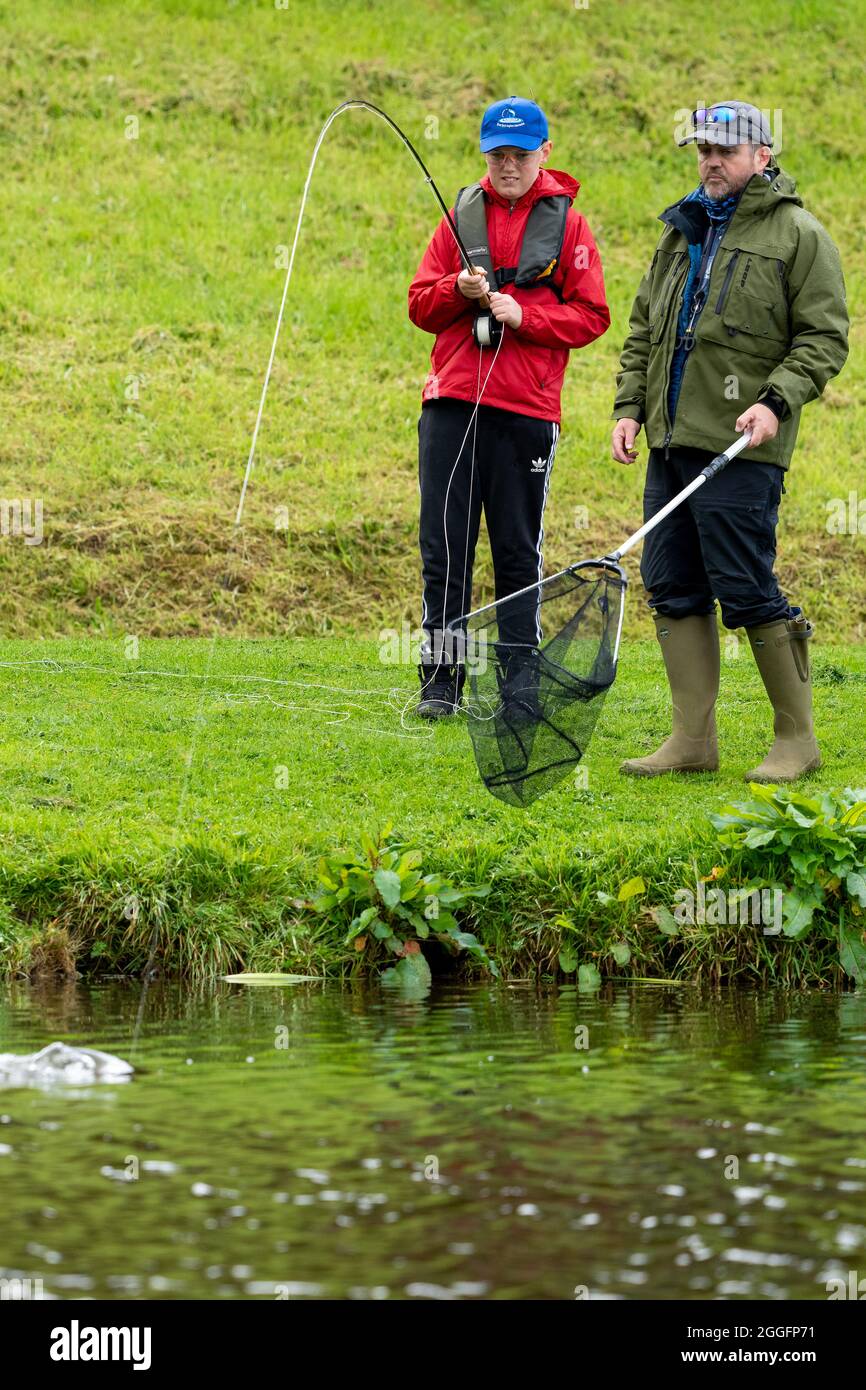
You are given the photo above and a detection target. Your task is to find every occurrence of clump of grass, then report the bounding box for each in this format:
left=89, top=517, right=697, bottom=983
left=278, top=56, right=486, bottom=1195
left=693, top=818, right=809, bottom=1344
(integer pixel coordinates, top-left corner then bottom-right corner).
left=19, top=926, right=78, bottom=981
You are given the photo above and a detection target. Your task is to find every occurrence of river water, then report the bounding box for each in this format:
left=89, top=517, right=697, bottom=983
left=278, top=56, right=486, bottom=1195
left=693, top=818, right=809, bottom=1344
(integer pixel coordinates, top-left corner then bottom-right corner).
left=1, top=980, right=864, bottom=1300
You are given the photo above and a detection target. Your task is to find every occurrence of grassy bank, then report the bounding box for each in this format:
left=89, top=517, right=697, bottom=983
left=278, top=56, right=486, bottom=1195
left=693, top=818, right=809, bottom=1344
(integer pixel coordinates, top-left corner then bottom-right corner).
left=1, top=636, right=864, bottom=986
left=1, top=0, right=864, bottom=643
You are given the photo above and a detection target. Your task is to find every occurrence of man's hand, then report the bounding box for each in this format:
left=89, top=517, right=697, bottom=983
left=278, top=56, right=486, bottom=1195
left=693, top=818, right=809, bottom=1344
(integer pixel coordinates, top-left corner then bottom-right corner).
left=488, top=291, right=523, bottom=330
left=735, top=403, right=780, bottom=448
left=611, top=417, right=642, bottom=464
left=457, top=268, right=490, bottom=300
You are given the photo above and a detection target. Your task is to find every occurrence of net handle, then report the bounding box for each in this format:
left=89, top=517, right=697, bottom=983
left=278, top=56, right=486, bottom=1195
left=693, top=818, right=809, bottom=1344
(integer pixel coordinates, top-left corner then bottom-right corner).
left=607, top=431, right=752, bottom=562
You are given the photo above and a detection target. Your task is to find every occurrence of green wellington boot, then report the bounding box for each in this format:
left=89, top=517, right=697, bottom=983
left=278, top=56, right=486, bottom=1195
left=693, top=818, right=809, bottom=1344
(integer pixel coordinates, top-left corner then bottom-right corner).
left=745, top=615, right=821, bottom=782
left=620, top=613, right=720, bottom=776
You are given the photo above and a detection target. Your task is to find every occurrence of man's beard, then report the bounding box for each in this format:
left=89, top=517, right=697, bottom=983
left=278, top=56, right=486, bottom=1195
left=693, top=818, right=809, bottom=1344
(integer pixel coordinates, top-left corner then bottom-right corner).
left=702, top=177, right=732, bottom=199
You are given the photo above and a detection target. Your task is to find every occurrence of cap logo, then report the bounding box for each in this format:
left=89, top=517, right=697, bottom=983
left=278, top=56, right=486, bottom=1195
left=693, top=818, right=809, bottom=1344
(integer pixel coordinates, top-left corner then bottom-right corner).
left=497, top=107, right=525, bottom=128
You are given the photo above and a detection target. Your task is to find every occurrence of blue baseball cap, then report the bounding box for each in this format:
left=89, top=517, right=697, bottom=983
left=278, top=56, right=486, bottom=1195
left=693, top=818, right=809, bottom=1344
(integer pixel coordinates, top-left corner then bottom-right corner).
left=480, top=96, right=549, bottom=152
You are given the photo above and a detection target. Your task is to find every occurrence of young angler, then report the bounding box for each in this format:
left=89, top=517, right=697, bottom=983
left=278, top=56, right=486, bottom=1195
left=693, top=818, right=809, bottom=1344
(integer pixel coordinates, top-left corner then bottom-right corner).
left=409, top=96, right=610, bottom=717
left=612, top=101, right=848, bottom=781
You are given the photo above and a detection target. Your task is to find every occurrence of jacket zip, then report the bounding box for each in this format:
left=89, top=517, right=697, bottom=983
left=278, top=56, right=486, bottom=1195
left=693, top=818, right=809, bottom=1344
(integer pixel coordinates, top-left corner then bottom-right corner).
left=714, top=250, right=740, bottom=315
left=665, top=235, right=725, bottom=454
left=659, top=258, right=689, bottom=454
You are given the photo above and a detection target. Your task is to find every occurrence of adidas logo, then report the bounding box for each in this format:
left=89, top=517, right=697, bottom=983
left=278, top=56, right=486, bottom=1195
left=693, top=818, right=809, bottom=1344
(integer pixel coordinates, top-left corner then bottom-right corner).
left=530, top=457, right=547, bottom=472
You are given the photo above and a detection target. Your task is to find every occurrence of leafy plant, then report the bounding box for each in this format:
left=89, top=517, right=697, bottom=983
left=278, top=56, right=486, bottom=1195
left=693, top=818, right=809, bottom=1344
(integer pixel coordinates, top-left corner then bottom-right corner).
left=709, top=784, right=866, bottom=983
left=310, top=825, right=497, bottom=980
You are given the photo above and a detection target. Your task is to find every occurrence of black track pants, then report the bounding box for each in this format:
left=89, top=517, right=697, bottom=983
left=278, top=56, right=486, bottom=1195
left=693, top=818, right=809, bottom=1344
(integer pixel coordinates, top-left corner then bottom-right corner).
left=640, top=445, right=795, bottom=630
left=418, top=398, right=559, bottom=660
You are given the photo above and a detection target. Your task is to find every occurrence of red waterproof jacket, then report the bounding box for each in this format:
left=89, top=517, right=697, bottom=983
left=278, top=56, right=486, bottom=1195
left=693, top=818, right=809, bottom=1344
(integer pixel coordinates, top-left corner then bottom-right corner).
left=408, top=168, right=610, bottom=423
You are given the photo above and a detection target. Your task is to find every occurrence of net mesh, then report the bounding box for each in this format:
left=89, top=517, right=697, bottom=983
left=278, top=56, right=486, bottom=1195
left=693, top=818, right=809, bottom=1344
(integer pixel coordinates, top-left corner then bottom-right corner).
left=459, top=563, right=626, bottom=807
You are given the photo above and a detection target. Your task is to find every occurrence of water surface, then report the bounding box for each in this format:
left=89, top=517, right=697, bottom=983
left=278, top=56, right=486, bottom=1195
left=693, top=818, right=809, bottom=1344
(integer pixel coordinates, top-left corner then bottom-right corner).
left=1, top=980, right=864, bottom=1300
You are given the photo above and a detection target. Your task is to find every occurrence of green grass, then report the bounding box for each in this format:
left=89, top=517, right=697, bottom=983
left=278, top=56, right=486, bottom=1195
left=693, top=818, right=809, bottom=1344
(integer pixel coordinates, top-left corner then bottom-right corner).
left=1, top=635, right=863, bottom=984
left=0, top=0, right=864, bottom=641
left=1, top=2, right=864, bottom=982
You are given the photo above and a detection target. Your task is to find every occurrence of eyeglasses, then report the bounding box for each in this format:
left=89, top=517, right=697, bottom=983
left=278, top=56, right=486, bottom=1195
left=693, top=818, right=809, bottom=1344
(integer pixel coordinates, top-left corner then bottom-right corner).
left=485, top=149, right=537, bottom=164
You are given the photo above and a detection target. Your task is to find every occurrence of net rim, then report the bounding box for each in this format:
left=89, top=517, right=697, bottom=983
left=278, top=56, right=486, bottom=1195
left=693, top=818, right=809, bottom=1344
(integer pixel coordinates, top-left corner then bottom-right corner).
left=452, top=556, right=628, bottom=632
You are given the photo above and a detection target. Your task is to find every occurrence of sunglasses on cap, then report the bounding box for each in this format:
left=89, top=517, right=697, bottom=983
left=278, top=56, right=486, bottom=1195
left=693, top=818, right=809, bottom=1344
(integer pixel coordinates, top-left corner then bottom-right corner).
left=692, top=105, right=739, bottom=125
left=688, top=103, right=773, bottom=146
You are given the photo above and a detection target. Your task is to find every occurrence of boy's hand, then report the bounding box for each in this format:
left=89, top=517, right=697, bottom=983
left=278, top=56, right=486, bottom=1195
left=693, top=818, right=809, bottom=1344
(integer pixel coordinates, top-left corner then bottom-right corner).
left=457, top=268, right=490, bottom=300
left=488, top=292, right=523, bottom=330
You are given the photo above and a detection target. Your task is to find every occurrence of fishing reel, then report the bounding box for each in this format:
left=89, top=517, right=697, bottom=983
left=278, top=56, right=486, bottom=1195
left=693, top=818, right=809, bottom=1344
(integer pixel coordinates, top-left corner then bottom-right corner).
left=472, top=311, right=503, bottom=349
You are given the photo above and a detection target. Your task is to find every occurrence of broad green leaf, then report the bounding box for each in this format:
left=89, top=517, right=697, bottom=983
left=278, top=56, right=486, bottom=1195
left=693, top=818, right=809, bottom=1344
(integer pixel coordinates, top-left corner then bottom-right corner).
left=617, top=877, right=645, bottom=902
left=839, top=920, right=866, bottom=985
left=744, top=827, right=778, bottom=848
left=380, top=952, right=432, bottom=992
left=398, top=871, right=424, bottom=900
left=435, top=886, right=463, bottom=904
left=611, top=941, right=631, bottom=966
left=311, top=893, right=337, bottom=912
left=558, top=947, right=577, bottom=974
left=398, top=850, right=424, bottom=872
left=316, top=857, right=338, bottom=889
left=372, top=919, right=392, bottom=940
left=782, top=890, right=816, bottom=939
left=345, top=905, right=379, bottom=943
left=596, top=891, right=615, bottom=905
left=578, top=963, right=602, bottom=991
left=373, top=868, right=401, bottom=909
left=651, top=905, right=678, bottom=937
left=846, top=872, right=866, bottom=908
left=455, top=931, right=479, bottom=949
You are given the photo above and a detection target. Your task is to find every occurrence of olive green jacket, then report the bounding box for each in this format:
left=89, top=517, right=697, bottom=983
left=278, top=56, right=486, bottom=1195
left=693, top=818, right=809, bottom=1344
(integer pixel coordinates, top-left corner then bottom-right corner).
left=613, top=166, right=849, bottom=467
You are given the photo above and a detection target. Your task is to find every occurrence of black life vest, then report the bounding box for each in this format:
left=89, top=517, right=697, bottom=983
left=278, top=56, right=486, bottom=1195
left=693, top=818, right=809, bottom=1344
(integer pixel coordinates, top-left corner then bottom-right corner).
left=454, top=182, right=570, bottom=296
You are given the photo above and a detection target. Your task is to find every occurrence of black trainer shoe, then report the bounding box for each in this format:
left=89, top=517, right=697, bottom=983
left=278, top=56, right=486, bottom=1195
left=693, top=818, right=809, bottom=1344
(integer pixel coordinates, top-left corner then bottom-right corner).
left=497, top=654, right=542, bottom=727
left=416, top=662, right=466, bottom=719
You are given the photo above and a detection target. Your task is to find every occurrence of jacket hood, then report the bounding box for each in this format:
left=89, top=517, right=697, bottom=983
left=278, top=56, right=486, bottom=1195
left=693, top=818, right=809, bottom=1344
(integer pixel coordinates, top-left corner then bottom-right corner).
left=480, top=166, right=580, bottom=209
left=736, top=164, right=803, bottom=215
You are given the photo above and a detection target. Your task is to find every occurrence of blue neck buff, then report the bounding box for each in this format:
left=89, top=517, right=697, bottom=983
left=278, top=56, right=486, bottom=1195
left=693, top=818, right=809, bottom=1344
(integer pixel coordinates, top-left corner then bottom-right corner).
left=694, top=184, right=740, bottom=223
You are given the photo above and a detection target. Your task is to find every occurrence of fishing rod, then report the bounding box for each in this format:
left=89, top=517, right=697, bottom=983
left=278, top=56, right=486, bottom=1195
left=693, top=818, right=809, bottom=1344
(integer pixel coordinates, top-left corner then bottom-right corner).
left=235, top=98, right=500, bottom=528
left=337, top=101, right=501, bottom=346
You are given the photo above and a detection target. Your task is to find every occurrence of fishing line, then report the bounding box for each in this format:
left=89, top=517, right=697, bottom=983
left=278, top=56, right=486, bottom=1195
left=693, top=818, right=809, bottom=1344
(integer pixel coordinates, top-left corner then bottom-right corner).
left=0, top=657, right=434, bottom=736
left=234, top=99, right=482, bottom=529
left=228, top=97, right=506, bottom=720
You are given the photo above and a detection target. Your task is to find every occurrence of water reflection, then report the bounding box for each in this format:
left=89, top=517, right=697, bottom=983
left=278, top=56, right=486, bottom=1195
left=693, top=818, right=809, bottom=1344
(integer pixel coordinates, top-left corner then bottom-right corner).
left=0, top=980, right=864, bottom=1299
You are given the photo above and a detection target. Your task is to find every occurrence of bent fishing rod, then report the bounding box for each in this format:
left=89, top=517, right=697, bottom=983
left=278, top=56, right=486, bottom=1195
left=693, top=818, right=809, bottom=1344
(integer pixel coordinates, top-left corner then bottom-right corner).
left=235, top=100, right=499, bottom=529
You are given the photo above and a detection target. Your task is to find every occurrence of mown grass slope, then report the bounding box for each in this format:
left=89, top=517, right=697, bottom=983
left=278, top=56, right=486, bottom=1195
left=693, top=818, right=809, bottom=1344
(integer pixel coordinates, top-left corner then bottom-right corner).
left=2, top=636, right=864, bottom=982
left=1, top=0, right=863, bottom=641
